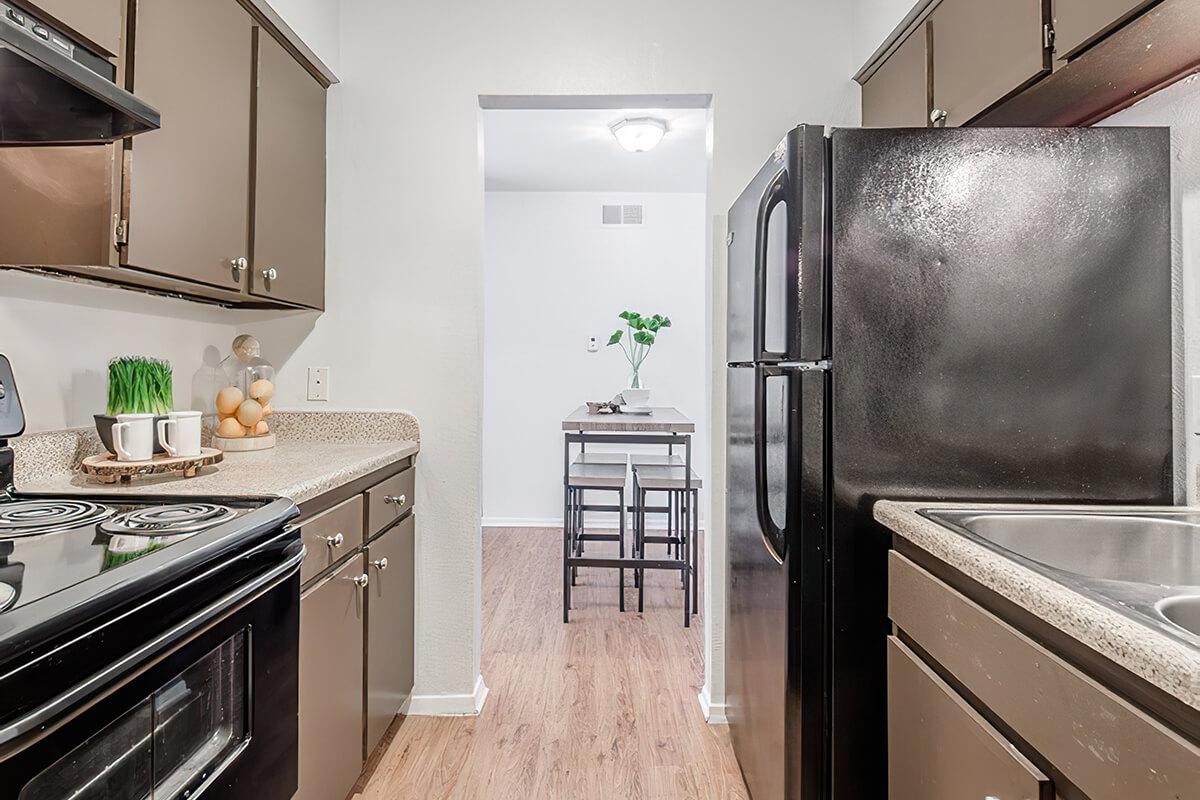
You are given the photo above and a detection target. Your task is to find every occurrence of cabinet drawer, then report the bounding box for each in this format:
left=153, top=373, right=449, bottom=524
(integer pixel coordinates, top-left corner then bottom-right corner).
left=300, top=495, right=364, bottom=584
left=367, top=467, right=414, bottom=539
left=889, top=552, right=1200, bottom=800
left=888, top=636, right=1052, bottom=800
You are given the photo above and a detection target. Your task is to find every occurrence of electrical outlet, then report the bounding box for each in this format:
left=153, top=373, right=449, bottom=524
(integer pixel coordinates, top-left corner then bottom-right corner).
left=587, top=336, right=599, bottom=353
left=307, top=367, right=330, bottom=401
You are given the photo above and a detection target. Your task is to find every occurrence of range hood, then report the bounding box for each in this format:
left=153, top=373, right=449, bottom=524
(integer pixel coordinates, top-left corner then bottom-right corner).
left=0, top=1, right=159, bottom=143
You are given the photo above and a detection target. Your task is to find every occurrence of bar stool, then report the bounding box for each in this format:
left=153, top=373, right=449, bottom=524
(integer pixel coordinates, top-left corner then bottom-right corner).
left=564, top=457, right=628, bottom=615
left=631, top=463, right=702, bottom=626
left=629, top=453, right=684, bottom=563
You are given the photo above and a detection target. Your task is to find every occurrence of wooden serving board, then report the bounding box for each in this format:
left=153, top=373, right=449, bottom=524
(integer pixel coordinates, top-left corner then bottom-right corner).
left=81, top=448, right=223, bottom=483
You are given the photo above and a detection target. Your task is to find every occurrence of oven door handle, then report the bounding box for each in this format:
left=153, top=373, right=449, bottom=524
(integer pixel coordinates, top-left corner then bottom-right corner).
left=0, top=546, right=305, bottom=753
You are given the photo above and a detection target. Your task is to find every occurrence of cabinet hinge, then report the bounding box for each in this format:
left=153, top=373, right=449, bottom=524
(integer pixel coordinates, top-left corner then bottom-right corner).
left=114, top=219, right=128, bottom=248
left=1043, top=23, right=1055, bottom=50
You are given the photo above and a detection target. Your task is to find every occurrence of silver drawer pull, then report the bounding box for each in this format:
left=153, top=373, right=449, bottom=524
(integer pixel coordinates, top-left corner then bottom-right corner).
left=371, top=557, right=389, bottom=571
left=323, top=532, right=344, bottom=549
left=385, top=494, right=407, bottom=507
left=352, top=573, right=369, bottom=589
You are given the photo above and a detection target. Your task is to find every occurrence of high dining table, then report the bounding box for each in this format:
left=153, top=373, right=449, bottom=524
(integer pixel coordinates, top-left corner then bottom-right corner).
left=561, top=405, right=696, bottom=625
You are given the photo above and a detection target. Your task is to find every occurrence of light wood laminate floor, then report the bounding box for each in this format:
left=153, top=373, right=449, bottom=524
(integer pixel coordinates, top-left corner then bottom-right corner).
left=358, top=527, right=749, bottom=799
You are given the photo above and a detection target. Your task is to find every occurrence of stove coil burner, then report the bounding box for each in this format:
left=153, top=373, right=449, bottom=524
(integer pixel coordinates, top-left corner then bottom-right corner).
left=100, top=503, right=237, bottom=536
left=0, top=500, right=114, bottom=538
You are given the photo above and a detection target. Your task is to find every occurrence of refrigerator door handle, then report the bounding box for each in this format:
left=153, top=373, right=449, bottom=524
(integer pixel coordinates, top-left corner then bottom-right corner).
left=754, top=364, right=788, bottom=564
left=753, top=168, right=789, bottom=361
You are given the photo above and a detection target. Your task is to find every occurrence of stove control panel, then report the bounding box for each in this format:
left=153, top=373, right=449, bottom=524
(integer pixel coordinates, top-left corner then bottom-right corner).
left=0, top=354, right=26, bottom=440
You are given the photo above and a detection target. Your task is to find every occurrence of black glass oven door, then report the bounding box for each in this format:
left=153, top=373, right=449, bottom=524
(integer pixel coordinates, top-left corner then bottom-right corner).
left=19, top=632, right=249, bottom=800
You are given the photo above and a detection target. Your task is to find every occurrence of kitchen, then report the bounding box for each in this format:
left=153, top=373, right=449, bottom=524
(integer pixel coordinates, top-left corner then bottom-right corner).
left=1, top=0, right=1199, bottom=799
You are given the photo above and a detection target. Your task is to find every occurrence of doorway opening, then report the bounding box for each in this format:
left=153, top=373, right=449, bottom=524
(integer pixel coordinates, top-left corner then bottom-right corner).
left=478, top=93, right=716, bottom=722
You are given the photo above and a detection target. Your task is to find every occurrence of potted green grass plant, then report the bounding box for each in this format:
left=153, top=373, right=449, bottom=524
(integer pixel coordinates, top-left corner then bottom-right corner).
left=607, top=310, right=670, bottom=406
left=95, top=356, right=174, bottom=454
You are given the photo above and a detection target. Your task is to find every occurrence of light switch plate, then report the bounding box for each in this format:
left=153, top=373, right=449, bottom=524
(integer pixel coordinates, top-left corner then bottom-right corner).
left=307, top=367, right=330, bottom=401
left=587, top=336, right=598, bottom=353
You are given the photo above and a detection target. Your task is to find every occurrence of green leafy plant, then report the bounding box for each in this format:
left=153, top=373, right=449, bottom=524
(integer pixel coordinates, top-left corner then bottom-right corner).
left=106, top=356, right=173, bottom=416
left=607, top=310, right=671, bottom=389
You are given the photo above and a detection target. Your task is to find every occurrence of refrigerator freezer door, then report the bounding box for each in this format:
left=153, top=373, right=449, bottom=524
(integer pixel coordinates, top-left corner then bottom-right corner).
left=726, top=125, right=828, bottom=364
left=827, top=125, right=1172, bottom=800
left=727, top=365, right=828, bottom=800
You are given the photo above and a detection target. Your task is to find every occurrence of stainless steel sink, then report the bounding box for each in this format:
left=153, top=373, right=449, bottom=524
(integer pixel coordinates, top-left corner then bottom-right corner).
left=921, top=508, right=1200, bottom=649
left=1158, top=595, right=1200, bottom=637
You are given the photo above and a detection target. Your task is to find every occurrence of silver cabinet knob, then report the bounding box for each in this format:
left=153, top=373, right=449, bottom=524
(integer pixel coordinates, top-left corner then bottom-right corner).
left=352, top=573, right=370, bottom=588
left=930, top=108, right=948, bottom=127
left=232, top=257, right=248, bottom=271
left=262, top=267, right=278, bottom=281
left=323, top=532, right=344, bottom=549
left=384, top=494, right=407, bottom=507
left=371, top=557, right=389, bottom=571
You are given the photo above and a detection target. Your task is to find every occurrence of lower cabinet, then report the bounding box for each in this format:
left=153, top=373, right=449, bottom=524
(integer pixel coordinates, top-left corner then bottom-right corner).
left=297, top=557, right=367, bottom=800
left=888, top=636, right=1052, bottom=799
left=889, top=551, right=1200, bottom=800
left=365, top=514, right=416, bottom=756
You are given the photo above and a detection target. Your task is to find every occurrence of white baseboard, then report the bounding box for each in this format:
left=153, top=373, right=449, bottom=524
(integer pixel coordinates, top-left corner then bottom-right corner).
left=405, top=675, right=489, bottom=717
left=483, top=516, right=705, bottom=531
left=698, top=688, right=728, bottom=724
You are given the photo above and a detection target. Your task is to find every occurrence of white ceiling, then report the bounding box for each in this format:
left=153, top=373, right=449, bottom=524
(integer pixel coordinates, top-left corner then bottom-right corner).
left=483, top=108, right=709, bottom=193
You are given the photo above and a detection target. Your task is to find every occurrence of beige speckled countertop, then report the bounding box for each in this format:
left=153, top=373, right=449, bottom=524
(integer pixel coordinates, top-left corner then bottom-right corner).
left=11, top=410, right=419, bottom=505
left=875, top=500, right=1200, bottom=712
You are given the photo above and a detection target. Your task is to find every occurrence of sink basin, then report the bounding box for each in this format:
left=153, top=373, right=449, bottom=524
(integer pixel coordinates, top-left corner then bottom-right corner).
left=924, top=510, right=1200, bottom=587
left=921, top=507, right=1200, bottom=650
left=1158, top=595, right=1200, bottom=637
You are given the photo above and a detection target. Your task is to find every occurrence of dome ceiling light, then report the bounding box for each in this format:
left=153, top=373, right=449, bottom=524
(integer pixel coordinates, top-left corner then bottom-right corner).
left=609, top=117, right=669, bottom=153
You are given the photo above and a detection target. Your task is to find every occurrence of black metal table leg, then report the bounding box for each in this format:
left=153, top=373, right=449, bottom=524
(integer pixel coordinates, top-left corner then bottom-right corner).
left=618, top=487, right=626, bottom=612
left=563, top=485, right=571, bottom=623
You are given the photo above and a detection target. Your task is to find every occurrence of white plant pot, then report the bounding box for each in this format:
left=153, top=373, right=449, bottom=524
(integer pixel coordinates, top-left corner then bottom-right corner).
left=623, top=387, right=651, bottom=407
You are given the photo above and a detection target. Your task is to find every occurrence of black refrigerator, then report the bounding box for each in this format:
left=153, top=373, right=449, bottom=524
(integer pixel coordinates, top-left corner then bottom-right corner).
left=725, top=125, right=1174, bottom=800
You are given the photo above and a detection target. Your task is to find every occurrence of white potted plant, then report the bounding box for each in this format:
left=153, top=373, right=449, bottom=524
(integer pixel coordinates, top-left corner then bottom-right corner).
left=607, top=310, right=670, bottom=407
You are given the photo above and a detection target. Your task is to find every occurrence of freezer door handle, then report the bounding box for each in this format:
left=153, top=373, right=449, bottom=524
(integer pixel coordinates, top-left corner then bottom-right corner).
left=754, top=365, right=788, bottom=564
left=753, top=168, right=789, bottom=361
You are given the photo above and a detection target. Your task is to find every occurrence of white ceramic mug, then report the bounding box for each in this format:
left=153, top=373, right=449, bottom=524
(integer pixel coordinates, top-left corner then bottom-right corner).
left=112, top=413, right=155, bottom=462
left=157, top=410, right=202, bottom=458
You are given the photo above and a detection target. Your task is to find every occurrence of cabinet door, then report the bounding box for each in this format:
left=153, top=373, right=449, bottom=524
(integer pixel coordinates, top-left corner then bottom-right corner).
left=365, top=514, right=415, bottom=757
left=124, top=0, right=252, bottom=290
left=22, top=0, right=123, bottom=57
left=861, top=23, right=929, bottom=128
left=1053, top=0, right=1156, bottom=61
left=298, top=558, right=366, bottom=800
left=930, top=0, right=1048, bottom=126
left=888, top=637, right=1053, bottom=800
left=251, top=30, right=327, bottom=309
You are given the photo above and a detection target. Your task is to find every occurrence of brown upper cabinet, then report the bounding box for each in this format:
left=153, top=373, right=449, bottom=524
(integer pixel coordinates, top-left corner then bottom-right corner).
left=14, top=0, right=123, bottom=57
left=860, top=0, right=1196, bottom=128
left=125, top=0, right=254, bottom=292
left=929, top=0, right=1048, bottom=127
left=251, top=29, right=327, bottom=309
left=122, top=0, right=328, bottom=308
left=1052, top=0, right=1157, bottom=61
left=861, top=23, right=929, bottom=128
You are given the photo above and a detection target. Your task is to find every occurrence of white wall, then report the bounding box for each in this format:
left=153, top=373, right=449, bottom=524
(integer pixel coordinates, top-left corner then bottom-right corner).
left=0, top=273, right=233, bottom=433
left=263, top=0, right=341, bottom=75
left=229, top=0, right=862, bottom=717
left=482, top=192, right=708, bottom=527
left=850, top=0, right=918, bottom=72
left=1100, top=75, right=1200, bottom=501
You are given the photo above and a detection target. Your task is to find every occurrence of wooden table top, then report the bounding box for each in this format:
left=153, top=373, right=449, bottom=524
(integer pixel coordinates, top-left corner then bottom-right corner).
left=561, top=405, right=695, bottom=433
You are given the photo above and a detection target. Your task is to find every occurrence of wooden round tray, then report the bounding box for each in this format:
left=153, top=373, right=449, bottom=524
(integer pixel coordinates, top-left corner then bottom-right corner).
left=81, top=448, right=223, bottom=483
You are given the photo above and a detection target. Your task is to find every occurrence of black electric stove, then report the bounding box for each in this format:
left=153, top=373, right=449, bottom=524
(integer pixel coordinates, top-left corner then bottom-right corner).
left=0, top=354, right=303, bottom=800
